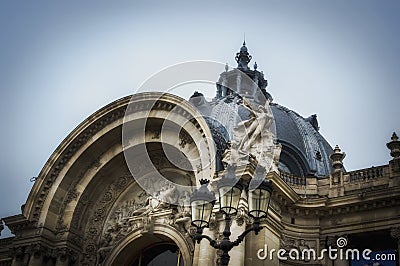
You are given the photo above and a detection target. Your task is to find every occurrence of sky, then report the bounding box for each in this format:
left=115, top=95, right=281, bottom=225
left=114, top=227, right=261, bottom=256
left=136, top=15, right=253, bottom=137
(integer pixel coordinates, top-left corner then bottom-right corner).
left=1, top=0, right=399, bottom=235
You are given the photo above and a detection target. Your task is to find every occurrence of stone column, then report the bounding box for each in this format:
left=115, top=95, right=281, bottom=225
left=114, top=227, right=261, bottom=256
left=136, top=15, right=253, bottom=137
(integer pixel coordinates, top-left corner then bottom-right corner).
left=244, top=226, right=279, bottom=266
left=28, top=253, right=43, bottom=266
left=192, top=240, right=201, bottom=266
left=228, top=219, right=245, bottom=266
left=26, top=244, right=52, bottom=266
left=194, top=228, right=217, bottom=266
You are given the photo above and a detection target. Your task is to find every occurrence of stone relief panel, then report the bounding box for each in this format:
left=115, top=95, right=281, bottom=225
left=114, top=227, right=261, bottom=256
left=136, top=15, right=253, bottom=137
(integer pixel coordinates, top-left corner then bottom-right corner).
left=79, top=171, right=195, bottom=265
left=280, top=235, right=319, bottom=263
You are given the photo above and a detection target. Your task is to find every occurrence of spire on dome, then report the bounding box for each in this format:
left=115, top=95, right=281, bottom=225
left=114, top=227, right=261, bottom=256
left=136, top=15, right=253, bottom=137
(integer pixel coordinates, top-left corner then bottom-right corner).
left=235, top=41, right=252, bottom=70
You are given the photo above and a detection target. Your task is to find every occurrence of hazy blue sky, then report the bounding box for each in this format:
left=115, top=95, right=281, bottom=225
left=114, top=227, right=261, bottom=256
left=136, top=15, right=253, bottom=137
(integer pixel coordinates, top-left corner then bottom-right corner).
left=1, top=1, right=399, bottom=233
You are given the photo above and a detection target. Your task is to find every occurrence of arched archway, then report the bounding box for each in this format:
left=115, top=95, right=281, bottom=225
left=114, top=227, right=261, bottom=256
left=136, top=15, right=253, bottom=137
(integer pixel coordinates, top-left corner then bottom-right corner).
left=131, top=243, right=184, bottom=266
left=16, top=93, right=212, bottom=265
left=105, top=225, right=193, bottom=266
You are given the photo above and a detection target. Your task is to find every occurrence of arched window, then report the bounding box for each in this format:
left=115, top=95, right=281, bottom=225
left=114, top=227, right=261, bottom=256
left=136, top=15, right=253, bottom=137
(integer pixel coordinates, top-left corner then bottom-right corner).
left=132, top=243, right=184, bottom=266
left=278, top=161, right=292, bottom=174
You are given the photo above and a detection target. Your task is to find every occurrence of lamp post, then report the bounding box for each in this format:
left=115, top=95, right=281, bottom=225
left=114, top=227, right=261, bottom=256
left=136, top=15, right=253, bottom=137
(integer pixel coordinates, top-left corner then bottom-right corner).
left=190, top=165, right=273, bottom=266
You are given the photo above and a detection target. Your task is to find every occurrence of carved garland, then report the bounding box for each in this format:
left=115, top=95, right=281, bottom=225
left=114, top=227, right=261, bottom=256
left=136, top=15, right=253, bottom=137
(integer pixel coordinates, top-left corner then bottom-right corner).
left=79, top=174, right=135, bottom=265
left=11, top=243, right=78, bottom=264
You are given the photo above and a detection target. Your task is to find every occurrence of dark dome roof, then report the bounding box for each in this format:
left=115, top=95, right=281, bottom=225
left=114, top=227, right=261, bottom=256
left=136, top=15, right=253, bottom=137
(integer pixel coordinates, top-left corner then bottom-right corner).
left=270, top=103, right=334, bottom=177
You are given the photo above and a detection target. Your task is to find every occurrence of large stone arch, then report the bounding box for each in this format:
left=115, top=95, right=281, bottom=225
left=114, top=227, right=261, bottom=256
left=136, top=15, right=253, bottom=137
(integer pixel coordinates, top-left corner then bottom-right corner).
left=104, top=224, right=193, bottom=266
left=20, top=92, right=215, bottom=264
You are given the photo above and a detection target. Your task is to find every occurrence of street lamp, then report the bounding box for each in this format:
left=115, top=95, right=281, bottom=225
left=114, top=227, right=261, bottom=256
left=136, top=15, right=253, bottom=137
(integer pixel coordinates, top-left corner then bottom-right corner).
left=190, top=165, right=273, bottom=266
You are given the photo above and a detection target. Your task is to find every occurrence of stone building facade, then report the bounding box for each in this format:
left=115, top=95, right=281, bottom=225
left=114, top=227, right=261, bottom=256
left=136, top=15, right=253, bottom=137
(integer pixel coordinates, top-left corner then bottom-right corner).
left=0, top=43, right=399, bottom=266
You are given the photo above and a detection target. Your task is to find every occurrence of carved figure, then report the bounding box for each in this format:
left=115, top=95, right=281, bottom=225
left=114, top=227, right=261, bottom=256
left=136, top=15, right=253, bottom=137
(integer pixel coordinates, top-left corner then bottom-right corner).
left=236, top=98, right=273, bottom=152
left=223, top=98, right=279, bottom=169
left=176, top=191, right=191, bottom=217
left=157, top=183, right=179, bottom=205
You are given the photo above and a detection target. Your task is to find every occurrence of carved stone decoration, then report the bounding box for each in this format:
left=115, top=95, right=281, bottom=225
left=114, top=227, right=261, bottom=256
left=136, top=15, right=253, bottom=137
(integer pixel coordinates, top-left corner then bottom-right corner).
left=12, top=246, right=25, bottom=261
left=235, top=207, right=250, bottom=226
left=330, top=145, right=346, bottom=173
left=387, top=132, right=400, bottom=159
left=326, top=236, right=338, bottom=249
left=280, top=236, right=315, bottom=262
left=77, top=160, right=194, bottom=265
left=174, top=191, right=191, bottom=220
left=9, top=243, right=75, bottom=265
left=27, top=243, right=47, bottom=259
left=78, top=170, right=195, bottom=265
left=79, top=174, right=135, bottom=265
left=280, top=235, right=297, bottom=251
left=222, top=98, right=280, bottom=171
left=269, top=199, right=282, bottom=215
left=101, top=186, right=189, bottom=246
left=208, top=212, right=220, bottom=231
left=56, top=247, right=78, bottom=264
left=56, top=183, right=80, bottom=235
left=179, top=130, right=194, bottom=148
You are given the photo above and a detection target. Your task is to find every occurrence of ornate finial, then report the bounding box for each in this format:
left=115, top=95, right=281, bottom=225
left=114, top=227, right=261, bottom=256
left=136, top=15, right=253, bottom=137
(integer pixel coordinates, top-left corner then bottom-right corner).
left=243, top=33, right=246, bottom=46
left=225, top=63, right=229, bottom=72
left=387, top=132, right=400, bottom=159
left=392, top=132, right=399, bottom=141
left=254, top=61, right=258, bottom=70
left=235, top=41, right=252, bottom=69
left=330, top=145, right=346, bottom=172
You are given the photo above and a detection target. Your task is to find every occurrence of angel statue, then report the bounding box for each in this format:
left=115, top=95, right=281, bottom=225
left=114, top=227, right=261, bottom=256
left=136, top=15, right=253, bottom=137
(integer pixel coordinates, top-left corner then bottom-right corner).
left=236, top=98, right=273, bottom=153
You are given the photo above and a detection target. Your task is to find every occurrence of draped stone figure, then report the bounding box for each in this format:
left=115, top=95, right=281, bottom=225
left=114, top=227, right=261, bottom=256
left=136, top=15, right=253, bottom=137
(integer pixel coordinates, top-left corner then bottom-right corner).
left=236, top=98, right=273, bottom=152
left=223, top=97, right=279, bottom=170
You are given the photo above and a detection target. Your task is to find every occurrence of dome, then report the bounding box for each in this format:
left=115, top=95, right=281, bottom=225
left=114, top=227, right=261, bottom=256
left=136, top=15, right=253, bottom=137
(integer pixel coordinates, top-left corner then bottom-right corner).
left=270, top=103, right=334, bottom=177
left=189, top=42, right=336, bottom=178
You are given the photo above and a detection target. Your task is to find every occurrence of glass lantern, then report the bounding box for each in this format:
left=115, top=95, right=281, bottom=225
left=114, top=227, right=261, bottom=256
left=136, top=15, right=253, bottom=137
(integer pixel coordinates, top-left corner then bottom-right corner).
left=190, top=179, right=216, bottom=228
